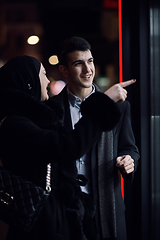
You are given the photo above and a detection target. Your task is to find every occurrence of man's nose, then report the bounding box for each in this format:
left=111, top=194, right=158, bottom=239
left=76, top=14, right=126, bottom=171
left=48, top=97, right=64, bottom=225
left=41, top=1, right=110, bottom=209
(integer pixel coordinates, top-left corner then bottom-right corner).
left=83, top=63, right=90, bottom=73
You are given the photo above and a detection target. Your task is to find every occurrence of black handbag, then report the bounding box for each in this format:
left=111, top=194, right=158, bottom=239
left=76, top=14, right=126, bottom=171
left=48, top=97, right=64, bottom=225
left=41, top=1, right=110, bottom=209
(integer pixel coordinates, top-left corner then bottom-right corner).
left=0, top=163, right=51, bottom=233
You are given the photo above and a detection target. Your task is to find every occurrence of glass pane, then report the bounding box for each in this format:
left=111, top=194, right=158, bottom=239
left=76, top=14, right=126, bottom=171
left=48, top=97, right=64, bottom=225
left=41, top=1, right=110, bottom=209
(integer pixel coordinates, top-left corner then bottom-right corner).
left=150, top=4, right=160, bottom=238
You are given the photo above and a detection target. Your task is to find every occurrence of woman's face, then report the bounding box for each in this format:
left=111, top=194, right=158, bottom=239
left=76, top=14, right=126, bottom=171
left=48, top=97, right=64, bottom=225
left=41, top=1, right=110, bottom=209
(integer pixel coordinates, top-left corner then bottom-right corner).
left=39, top=63, right=50, bottom=101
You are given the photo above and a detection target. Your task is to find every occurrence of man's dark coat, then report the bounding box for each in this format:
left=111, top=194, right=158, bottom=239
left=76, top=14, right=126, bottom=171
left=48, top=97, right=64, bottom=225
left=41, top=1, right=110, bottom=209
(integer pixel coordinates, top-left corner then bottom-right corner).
left=54, top=84, right=140, bottom=240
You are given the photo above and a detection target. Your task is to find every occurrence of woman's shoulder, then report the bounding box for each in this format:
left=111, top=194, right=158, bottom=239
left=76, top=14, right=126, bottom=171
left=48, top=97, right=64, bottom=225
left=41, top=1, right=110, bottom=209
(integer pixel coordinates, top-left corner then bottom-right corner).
left=0, top=115, right=42, bottom=139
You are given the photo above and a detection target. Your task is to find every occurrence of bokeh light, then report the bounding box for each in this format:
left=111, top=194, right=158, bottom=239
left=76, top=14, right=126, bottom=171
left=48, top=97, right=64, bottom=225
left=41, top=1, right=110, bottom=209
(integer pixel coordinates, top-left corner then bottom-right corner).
left=49, top=55, right=59, bottom=65
left=27, top=35, right=39, bottom=45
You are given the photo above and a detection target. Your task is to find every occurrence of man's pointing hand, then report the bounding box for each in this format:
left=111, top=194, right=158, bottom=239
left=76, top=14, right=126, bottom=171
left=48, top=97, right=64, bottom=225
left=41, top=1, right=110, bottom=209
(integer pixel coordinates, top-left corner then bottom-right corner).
left=104, top=79, right=136, bottom=102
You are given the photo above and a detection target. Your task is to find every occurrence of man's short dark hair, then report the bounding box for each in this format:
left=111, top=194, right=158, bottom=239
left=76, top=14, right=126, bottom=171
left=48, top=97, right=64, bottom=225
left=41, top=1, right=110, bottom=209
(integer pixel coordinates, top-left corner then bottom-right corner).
left=58, top=36, right=91, bottom=66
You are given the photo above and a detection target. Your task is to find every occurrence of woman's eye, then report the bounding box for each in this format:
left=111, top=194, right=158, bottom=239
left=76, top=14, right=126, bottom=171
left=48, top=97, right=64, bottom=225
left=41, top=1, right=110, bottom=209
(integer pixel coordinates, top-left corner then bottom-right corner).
left=89, top=59, right=93, bottom=63
left=74, top=62, right=81, bottom=66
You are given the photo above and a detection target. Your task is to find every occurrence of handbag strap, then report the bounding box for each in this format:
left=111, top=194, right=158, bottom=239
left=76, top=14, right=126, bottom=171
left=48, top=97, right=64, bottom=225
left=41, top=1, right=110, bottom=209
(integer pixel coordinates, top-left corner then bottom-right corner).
left=46, top=163, right=51, bottom=193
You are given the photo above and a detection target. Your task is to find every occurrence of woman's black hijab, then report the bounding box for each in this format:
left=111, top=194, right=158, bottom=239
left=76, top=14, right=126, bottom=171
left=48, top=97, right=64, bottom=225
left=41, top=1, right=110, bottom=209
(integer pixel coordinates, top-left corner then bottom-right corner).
left=0, top=55, right=41, bottom=101
left=0, top=55, right=44, bottom=123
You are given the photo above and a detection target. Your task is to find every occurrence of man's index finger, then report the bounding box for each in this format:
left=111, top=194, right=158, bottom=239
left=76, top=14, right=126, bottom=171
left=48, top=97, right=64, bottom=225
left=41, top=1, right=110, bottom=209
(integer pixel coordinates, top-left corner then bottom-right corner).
left=120, top=79, right=136, bottom=88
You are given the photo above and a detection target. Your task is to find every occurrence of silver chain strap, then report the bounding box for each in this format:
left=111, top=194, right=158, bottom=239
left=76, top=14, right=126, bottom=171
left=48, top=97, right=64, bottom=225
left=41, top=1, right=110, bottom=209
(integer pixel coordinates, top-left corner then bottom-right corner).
left=46, top=163, right=51, bottom=192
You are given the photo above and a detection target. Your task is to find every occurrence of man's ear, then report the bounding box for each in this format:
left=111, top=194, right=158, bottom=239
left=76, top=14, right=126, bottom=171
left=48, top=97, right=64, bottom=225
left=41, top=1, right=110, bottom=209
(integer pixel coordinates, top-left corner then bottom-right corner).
left=59, top=65, right=68, bottom=78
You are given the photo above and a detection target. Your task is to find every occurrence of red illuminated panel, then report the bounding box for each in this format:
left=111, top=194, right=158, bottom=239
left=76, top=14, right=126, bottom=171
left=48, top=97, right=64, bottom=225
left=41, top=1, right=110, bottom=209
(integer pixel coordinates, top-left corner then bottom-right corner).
left=103, top=0, right=124, bottom=200
left=121, top=174, right=124, bottom=200
left=118, top=0, right=123, bottom=84
left=118, top=0, right=124, bottom=200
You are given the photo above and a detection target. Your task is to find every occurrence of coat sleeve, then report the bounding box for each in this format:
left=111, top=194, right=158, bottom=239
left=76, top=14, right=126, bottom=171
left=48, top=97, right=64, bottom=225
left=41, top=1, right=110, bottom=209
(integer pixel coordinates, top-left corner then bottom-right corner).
left=116, top=101, right=140, bottom=181
left=0, top=93, right=121, bottom=165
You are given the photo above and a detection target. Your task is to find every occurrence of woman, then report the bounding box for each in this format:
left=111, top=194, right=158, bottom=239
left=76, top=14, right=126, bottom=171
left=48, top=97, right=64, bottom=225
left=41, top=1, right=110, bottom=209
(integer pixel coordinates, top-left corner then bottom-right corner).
left=0, top=56, right=121, bottom=240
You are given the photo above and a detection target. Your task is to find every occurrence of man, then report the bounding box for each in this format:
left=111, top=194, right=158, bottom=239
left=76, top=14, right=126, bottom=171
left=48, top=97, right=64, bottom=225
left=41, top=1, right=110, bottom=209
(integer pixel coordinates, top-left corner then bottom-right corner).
left=54, top=36, right=140, bottom=240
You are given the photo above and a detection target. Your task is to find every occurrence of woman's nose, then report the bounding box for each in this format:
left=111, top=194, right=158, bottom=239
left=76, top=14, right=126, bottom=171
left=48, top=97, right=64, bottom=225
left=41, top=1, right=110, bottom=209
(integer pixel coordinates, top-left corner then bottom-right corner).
left=47, top=77, right=50, bottom=84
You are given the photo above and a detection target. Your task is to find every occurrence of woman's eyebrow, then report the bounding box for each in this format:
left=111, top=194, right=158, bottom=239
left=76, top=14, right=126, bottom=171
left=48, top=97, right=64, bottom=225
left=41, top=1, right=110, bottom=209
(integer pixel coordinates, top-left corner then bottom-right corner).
left=89, top=57, right=94, bottom=61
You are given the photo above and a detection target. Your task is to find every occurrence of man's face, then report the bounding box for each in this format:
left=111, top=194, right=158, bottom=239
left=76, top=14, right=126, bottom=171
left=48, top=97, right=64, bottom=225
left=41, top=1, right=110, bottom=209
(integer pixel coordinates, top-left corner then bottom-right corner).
left=65, top=50, right=95, bottom=90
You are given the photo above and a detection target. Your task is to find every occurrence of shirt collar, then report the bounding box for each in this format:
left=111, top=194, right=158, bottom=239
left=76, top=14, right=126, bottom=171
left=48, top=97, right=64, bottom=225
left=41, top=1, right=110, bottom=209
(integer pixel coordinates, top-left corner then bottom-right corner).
left=67, top=85, right=95, bottom=108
